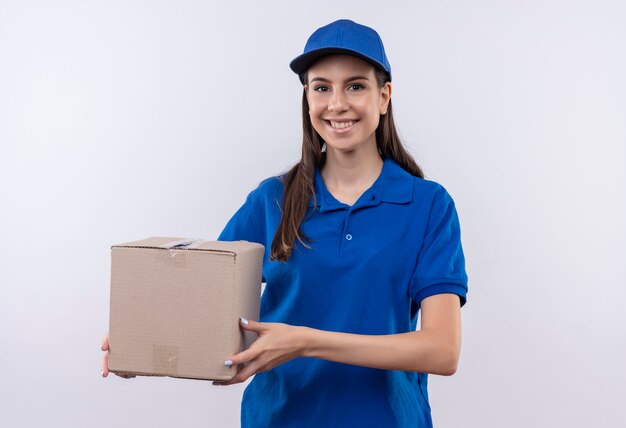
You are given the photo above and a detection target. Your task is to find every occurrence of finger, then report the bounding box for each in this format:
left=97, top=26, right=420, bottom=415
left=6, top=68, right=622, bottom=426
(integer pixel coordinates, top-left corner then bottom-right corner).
left=101, top=335, right=109, bottom=351
left=102, top=350, right=109, bottom=377
left=213, top=364, right=256, bottom=386
left=224, top=346, right=257, bottom=367
left=239, top=317, right=264, bottom=333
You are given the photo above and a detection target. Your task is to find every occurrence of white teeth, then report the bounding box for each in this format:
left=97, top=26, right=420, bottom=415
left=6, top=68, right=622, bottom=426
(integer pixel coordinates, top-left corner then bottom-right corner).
left=330, top=121, right=355, bottom=129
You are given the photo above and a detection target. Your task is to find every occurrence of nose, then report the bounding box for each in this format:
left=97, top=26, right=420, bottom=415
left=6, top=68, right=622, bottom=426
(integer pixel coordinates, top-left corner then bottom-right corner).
left=328, top=89, right=348, bottom=112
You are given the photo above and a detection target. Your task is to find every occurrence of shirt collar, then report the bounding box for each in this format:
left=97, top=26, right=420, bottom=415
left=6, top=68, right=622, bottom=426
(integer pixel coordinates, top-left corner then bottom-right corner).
left=308, top=156, right=414, bottom=212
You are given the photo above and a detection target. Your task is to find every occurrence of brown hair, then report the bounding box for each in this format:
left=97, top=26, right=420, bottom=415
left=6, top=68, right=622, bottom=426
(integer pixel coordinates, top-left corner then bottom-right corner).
left=270, top=66, right=424, bottom=262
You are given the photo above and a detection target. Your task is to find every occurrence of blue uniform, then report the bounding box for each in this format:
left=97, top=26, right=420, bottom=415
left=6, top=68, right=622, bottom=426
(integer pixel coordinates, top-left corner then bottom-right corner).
left=217, top=156, right=468, bottom=428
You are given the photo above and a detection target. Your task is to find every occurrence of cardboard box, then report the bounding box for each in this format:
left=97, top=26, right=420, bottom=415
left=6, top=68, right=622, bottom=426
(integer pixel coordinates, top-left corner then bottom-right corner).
left=108, top=237, right=264, bottom=381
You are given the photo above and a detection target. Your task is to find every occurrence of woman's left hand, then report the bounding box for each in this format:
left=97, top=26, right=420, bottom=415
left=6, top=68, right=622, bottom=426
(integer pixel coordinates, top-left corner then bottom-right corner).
left=212, top=318, right=309, bottom=386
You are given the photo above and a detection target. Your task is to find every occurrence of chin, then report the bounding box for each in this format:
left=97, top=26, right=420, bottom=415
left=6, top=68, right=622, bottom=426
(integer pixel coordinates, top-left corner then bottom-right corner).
left=324, top=143, right=362, bottom=154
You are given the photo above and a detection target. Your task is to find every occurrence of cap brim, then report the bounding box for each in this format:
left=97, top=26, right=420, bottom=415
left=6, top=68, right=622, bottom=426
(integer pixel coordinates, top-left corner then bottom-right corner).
left=289, top=47, right=390, bottom=83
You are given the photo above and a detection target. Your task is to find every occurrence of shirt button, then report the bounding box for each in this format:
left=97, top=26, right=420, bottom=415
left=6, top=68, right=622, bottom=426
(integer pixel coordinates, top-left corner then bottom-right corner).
left=345, top=234, right=352, bottom=240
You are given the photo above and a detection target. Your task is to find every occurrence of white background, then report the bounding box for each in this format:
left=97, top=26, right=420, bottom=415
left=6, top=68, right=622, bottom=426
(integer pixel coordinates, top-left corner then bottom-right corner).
left=1, top=1, right=625, bottom=427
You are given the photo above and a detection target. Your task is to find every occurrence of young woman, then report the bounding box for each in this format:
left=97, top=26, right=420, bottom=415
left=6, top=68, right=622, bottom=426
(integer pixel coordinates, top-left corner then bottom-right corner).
left=102, top=19, right=468, bottom=428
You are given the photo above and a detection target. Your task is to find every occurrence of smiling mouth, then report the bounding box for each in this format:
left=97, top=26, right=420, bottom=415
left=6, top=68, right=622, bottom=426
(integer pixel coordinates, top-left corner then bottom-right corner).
left=327, top=120, right=358, bottom=129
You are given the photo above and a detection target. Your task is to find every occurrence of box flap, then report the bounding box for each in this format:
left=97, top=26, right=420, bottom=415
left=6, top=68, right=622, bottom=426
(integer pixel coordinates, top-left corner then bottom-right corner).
left=112, top=237, right=193, bottom=249
left=112, top=237, right=263, bottom=255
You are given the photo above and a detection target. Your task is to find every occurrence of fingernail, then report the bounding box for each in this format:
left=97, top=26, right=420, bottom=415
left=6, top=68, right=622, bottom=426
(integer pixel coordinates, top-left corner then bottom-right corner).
left=101, top=370, right=105, bottom=377
left=240, top=317, right=249, bottom=325
left=224, top=360, right=233, bottom=367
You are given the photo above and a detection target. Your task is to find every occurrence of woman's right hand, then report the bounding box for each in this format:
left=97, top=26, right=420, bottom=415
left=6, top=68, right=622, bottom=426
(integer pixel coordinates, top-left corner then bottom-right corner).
left=101, top=333, right=135, bottom=379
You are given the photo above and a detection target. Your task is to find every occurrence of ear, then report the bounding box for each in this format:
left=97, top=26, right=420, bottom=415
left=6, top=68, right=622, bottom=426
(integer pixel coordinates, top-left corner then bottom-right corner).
left=379, top=82, right=392, bottom=115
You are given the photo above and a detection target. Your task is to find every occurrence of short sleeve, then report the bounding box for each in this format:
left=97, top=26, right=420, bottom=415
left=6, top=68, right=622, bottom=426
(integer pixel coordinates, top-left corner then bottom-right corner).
left=217, top=188, right=265, bottom=245
left=409, top=186, right=468, bottom=307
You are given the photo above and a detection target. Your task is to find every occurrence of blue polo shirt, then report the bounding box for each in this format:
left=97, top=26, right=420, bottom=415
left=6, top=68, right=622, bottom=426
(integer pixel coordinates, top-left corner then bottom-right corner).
left=217, top=156, right=468, bottom=428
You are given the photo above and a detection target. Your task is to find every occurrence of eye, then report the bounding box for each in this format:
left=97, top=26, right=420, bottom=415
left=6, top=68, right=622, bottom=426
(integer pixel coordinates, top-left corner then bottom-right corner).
left=348, top=83, right=364, bottom=91
left=314, top=85, right=330, bottom=92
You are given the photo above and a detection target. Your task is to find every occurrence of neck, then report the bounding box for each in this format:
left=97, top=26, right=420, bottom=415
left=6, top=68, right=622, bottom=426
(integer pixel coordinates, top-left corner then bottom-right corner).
left=321, top=141, right=383, bottom=191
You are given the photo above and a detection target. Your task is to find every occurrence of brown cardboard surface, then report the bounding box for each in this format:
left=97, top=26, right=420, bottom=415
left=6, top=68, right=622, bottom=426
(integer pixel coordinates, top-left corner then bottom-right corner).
left=108, top=237, right=264, bottom=381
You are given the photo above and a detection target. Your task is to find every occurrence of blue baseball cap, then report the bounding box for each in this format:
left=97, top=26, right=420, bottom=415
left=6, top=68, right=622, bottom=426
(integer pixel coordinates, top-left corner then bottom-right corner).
left=290, top=19, right=392, bottom=83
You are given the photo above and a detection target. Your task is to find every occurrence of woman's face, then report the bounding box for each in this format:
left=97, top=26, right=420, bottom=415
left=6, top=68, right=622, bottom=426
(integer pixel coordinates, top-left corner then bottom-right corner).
left=305, top=54, right=391, bottom=155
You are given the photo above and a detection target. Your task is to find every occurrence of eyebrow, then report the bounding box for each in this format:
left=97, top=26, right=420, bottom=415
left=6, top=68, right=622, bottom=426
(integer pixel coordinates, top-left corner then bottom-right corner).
left=309, top=75, right=371, bottom=84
